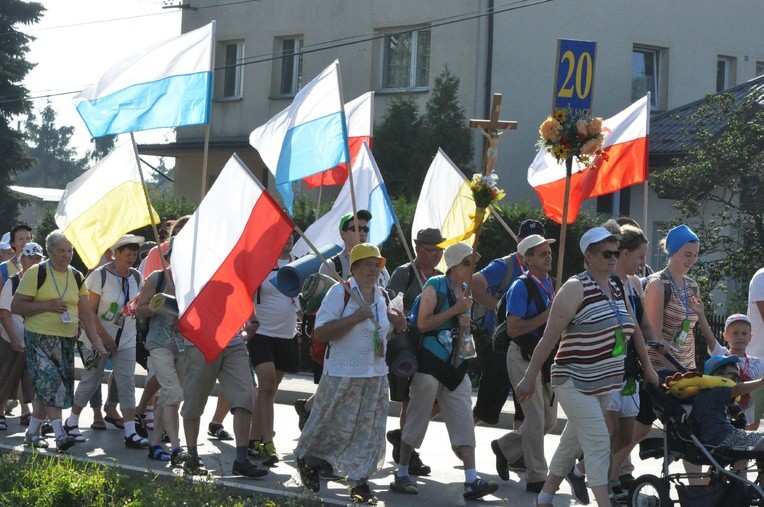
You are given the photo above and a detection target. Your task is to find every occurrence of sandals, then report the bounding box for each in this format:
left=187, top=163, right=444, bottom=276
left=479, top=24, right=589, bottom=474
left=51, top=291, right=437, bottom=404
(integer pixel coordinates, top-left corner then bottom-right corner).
left=125, top=432, right=150, bottom=449
left=148, top=444, right=171, bottom=461
left=104, top=415, right=125, bottom=429
left=19, top=412, right=31, bottom=426
left=0, top=417, right=7, bottom=431
left=91, top=420, right=107, bottom=430
left=207, top=422, right=234, bottom=441
left=63, top=422, right=87, bottom=442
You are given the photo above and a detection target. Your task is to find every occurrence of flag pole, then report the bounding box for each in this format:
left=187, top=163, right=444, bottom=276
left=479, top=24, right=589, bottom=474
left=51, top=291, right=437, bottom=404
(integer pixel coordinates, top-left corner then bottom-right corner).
left=200, top=124, right=211, bottom=201
left=554, top=156, right=574, bottom=291
left=316, top=184, right=323, bottom=221
left=130, top=133, right=172, bottom=283
left=487, top=205, right=518, bottom=243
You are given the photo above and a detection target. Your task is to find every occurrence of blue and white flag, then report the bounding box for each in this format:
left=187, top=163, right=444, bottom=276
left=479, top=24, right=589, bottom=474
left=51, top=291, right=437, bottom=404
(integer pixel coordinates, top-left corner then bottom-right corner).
left=73, top=22, right=214, bottom=138
left=249, top=60, right=348, bottom=212
left=292, top=142, right=396, bottom=258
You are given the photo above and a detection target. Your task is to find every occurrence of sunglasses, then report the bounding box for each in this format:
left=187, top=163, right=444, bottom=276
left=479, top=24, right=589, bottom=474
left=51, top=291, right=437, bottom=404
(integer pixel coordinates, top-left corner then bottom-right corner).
left=601, top=249, right=621, bottom=259
left=345, top=225, right=370, bottom=233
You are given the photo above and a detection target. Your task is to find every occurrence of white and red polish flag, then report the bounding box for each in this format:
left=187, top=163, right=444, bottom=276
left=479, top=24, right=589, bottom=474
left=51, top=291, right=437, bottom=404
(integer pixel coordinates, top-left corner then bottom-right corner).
left=301, top=91, right=374, bottom=188
left=528, top=94, right=650, bottom=223
left=171, top=154, right=294, bottom=362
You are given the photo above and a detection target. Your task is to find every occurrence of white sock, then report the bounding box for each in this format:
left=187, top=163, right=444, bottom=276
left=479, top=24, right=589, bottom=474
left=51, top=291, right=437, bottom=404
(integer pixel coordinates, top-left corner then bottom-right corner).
left=465, top=468, right=478, bottom=483
left=124, top=421, right=136, bottom=437
left=572, top=464, right=585, bottom=478
left=397, top=465, right=409, bottom=477
left=28, top=417, right=42, bottom=435
left=66, top=413, right=79, bottom=427
left=538, top=491, right=554, bottom=503
left=52, top=419, right=64, bottom=439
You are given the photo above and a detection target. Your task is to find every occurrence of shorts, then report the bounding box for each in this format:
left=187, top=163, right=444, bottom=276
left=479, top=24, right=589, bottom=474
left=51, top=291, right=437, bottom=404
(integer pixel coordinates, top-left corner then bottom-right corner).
left=605, top=381, right=641, bottom=418
left=247, top=333, right=300, bottom=373
left=719, top=428, right=764, bottom=449
left=25, top=331, right=75, bottom=409
left=181, top=342, right=254, bottom=419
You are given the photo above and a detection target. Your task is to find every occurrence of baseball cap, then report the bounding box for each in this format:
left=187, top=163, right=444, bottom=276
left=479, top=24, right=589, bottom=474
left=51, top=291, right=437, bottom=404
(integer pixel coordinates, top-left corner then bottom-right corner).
left=518, top=219, right=545, bottom=239
left=444, top=243, right=474, bottom=271
left=339, top=210, right=372, bottom=231
left=704, top=354, right=739, bottom=375
left=349, top=243, right=386, bottom=267
left=725, top=313, right=752, bottom=331
left=580, top=227, right=618, bottom=254
left=0, top=241, right=10, bottom=251
left=517, top=234, right=556, bottom=257
left=21, top=242, right=44, bottom=258
left=414, top=228, right=445, bottom=246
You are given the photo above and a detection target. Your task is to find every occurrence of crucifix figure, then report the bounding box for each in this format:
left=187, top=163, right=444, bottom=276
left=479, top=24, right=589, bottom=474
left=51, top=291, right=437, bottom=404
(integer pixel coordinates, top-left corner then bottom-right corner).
left=469, top=93, right=517, bottom=175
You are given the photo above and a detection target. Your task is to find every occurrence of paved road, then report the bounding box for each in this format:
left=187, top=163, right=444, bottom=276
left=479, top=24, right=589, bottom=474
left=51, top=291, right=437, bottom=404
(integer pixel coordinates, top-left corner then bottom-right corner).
left=0, top=372, right=670, bottom=506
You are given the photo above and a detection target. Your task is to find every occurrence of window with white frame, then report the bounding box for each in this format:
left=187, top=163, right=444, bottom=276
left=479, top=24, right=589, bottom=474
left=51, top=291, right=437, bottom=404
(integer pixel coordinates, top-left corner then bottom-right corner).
left=381, top=28, right=430, bottom=90
left=632, top=46, right=661, bottom=109
left=222, top=41, right=244, bottom=99
left=716, top=56, right=737, bottom=92
left=278, top=37, right=303, bottom=96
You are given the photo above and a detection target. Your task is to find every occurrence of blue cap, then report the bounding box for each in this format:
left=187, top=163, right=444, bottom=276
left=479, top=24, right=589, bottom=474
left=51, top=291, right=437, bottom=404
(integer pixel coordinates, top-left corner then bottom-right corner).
left=665, top=224, right=699, bottom=256
left=704, top=354, right=739, bottom=375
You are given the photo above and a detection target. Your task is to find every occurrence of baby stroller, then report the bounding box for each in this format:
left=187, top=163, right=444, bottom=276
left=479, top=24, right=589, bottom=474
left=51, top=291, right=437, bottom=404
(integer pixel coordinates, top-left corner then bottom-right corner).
left=625, top=383, right=764, bottom=507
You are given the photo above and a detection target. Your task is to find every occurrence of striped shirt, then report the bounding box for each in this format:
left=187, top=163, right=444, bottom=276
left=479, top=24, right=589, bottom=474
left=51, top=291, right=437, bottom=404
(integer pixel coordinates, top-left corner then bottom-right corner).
left=551, top=273, right=634, bottom=395
left=644, top=270, right=699, bottom=371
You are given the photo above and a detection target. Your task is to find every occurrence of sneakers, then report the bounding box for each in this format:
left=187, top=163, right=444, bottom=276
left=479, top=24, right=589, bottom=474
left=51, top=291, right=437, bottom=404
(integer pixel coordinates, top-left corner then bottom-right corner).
left=463, top=477, right=499, bottom=500
left=232, top=458, right=268, bottom=478
left=389, top=473, right=418, bottom=495
left=386, top=429, right=430, bottom=475
left=24, top=432, right=49, bottom=449
left=296, top=456, right=320, bottom=492
left=409, top=451, right=431, bottom=476
left=350, top=482, right=377, bottom=505
left=261, top=440, right=279, bottom=467
left=55, top=434, right=76, bottom=453
left=63, top=422, right=86, bottom=442
left=248, top=440, right=263, bottom=459
left=183, top=454, right=209, bottom=476
left=491, top=440, right=509, bottom=481
left=125, top=432, right=150, bottom=449
left=207, top=422, right=234, bottom=440
left=294, top=399, right=309, bottom=431
left=386, top=429, right=402, bottom=463
left=134, top=413, right=149, bottom=439
left=318, top=462, right=340, bottom=480
left=565, top=467, right=591, bottom=505
left=148, top=444, right=171, bottom=461
left=526, top=480, right=545, bottom=493
left=170, top=447, right=188, bottom=467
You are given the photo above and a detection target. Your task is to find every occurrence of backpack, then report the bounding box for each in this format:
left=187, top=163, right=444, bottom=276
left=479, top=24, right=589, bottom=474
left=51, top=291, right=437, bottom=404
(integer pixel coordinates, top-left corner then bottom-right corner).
left=655, top=270, right=699, bottom=308
left=492, top=274, right=554, bottom=354
left=34, top=261, right=85, bottom=291
left=472, top=254, right=519, bottom=328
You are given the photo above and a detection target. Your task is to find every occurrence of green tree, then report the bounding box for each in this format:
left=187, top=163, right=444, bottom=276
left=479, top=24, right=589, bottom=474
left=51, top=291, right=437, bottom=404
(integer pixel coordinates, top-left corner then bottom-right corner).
left=87, top=134, right=117, bottom=162
left=423, top=66, right=473, bottom=175
left=373, top=95, right=429, bottom=197
left=17, top=104, right=87, bottom=188
left=0, top=0, right=45, bottom=233
left=651, top=89, right=764, bottom=311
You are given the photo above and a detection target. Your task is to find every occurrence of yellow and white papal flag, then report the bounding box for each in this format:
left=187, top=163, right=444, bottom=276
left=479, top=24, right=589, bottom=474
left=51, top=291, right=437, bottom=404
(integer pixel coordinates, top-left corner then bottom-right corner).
left=55, top=141, right=159, bottom=268
left=411, top=148, right=491, bottom=271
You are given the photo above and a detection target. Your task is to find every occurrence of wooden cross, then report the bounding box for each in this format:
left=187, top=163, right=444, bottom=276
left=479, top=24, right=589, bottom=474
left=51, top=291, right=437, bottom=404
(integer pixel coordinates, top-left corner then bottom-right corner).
left=469, top=93, right=517, bottom=175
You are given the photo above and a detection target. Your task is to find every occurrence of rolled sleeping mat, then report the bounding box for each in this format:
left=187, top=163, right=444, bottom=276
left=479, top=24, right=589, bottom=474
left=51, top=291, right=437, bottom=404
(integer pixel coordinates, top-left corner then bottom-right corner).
left=387, top=331, right=419, bottom=378
left=271, top=243, right=342, bottom=298
left=149, top=292, right=179, bottom=318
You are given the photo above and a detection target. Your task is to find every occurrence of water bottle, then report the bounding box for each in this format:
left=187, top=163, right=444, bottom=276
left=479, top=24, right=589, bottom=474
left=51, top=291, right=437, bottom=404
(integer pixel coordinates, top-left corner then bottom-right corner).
left=459, top=331, right=477, bottom=360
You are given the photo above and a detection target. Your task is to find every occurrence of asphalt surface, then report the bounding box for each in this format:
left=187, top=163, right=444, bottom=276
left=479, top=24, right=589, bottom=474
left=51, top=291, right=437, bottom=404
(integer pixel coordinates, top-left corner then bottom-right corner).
left=0, top=364, right=671, bottom=506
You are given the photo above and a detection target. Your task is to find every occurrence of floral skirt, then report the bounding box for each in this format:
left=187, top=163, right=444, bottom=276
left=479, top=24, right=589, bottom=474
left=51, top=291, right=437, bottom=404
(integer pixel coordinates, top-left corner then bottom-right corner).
left=295, top=374, right=389, bottom=480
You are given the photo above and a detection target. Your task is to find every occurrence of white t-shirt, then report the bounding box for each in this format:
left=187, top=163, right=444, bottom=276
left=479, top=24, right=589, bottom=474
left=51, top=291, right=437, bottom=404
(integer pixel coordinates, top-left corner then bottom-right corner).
left=0, top=278, right=24, bottom=344
left=315, top=277, right=391, bottom=378
left=85, top=265, right=142, bottom=350
left=257, top=258, right=299, bottom=339
left=747, top=268, right=764, bottom=359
